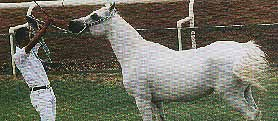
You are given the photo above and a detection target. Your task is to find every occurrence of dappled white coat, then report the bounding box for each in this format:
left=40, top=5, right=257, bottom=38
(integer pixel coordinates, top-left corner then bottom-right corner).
left=105, top=14, right=267, bottom=102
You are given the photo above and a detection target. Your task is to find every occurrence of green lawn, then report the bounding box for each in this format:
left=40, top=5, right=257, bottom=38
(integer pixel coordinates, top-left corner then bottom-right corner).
left=0, top=73, right=277, bottom=121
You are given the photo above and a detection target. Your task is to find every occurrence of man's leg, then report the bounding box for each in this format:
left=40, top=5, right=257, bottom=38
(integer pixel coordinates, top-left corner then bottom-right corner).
left=50, top=88, right=56, bottom=120
left=31, top=89, right=56, bottom=121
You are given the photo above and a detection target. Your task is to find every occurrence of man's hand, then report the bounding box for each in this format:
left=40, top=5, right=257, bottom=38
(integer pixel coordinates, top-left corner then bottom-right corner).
left=26, top=15, right=39, bottom=30
left=24, top=16, right=53, bottom=53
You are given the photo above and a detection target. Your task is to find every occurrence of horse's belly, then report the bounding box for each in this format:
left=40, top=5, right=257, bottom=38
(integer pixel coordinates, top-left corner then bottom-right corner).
left=151, top=78, right=214, bottom=102
left=145, top=60, right=213, bottom=101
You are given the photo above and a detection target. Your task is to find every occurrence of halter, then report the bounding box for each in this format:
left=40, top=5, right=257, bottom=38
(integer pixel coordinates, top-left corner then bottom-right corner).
left=77, top=8, right=117, bottom=35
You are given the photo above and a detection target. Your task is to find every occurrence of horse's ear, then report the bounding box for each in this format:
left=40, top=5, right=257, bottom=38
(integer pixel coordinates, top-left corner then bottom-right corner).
left=109, top=2, right=116, bottom=11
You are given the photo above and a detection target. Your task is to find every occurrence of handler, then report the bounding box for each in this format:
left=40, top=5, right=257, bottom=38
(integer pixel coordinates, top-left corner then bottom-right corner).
left=13, top=16, right=56, bottom=121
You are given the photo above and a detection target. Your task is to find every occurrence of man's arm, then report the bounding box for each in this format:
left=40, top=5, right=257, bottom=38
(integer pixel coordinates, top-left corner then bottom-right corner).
left=24, top=19, right=52, bottom=53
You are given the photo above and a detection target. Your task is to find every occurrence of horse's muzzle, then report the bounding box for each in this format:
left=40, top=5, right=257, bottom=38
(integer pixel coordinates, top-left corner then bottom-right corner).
left=68, top=20, right=86, bottom=33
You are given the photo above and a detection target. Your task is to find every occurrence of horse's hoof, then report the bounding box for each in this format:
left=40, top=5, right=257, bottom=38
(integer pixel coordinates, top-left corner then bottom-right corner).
left=247, top=111, right=262, bottom=121
left=255, top=111, right=262, bottom=121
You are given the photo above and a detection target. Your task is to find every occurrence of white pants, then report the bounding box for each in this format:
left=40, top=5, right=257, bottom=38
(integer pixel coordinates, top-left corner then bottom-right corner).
left=30, top=87, right=56, bottom=121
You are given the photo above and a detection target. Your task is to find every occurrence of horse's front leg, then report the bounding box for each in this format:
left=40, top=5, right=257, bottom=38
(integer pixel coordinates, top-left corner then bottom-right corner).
left=123, top=79, right=154, bottom=121
left=244, top=85, right=258, bottom=110
left=135, top=97, right=153, bottom=121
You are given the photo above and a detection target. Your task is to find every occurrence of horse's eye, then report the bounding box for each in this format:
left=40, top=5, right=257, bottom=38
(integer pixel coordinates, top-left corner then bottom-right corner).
left=90, top=13, right=100, bottom=20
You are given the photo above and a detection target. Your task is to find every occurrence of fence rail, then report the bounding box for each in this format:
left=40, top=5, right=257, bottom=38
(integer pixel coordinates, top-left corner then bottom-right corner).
left=0, top=23, right=277, bottom=37
left=0, top=0, right=184, bottom=9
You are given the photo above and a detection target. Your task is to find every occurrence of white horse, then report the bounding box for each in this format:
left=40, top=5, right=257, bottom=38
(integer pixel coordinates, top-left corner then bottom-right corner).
left=68, top=3, right=268, bottom=121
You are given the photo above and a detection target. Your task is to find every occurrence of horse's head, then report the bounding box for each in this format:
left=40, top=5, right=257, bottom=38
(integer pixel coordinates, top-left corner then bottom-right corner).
left=68, top=3, right=116, bottom=35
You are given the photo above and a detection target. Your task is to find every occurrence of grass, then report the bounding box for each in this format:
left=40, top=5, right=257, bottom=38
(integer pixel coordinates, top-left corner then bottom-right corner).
left=0, top=73, right=277, bottom=121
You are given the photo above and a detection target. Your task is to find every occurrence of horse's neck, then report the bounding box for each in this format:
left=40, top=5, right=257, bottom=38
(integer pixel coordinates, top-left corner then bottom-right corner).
left=108, top=14, right=148, bottom=64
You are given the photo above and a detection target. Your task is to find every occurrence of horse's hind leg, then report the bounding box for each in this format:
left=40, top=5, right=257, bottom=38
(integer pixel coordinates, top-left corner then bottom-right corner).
left=244, top=85, right=258, bottom=110
left=223, top=82, right=259, bottom=120
left=135, top=97, right=153, bottom=121
left=244, top=85, right=262, bottom=120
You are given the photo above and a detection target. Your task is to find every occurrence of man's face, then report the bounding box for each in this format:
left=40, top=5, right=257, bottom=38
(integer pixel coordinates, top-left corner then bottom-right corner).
left=15, top=27, right=30, bottom=48
left=20, top=37, right=30, bottom=48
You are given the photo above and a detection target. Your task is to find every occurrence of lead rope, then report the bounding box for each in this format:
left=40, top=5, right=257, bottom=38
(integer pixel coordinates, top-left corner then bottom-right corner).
left=28, top=0, right=67, bottom=63
left=26, top=16, right=52, bottom=63
left=31, top=38, right=52, bottom=63
left=28, top=15, right=73, bottom=34
left=32, top=0, right=74, bottom=34
left=29, top=25, right=52, bottom=63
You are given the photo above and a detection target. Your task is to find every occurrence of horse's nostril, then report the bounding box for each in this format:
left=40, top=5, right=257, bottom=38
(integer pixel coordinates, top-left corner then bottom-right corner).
left=68, top=21, right=85, bottom=33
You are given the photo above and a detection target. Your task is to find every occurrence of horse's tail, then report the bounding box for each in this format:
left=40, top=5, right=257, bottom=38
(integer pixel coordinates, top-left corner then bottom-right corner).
left=233, top=41, right=268, bottom=91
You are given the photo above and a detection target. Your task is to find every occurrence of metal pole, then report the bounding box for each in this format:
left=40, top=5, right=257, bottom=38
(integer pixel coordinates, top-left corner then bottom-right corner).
left=177, top=0, right=195, bottom=50
left=27, top=4, right=36, bottom=16
left=9, top=29, right=16, bottom=76
left=177, top=17, right=191, bottom=51
left=177, top=26, right=182, bottom=51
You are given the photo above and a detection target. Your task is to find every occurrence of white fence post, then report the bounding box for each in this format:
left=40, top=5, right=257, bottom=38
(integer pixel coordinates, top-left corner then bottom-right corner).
left=177, top=17, right=191, bottom=51
left=9, top=29, right=16, bottom=76
left=9, top=23, right=29, bottom=76
left=177, top=0, right=195, bottom=50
